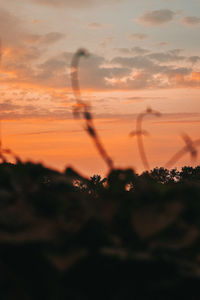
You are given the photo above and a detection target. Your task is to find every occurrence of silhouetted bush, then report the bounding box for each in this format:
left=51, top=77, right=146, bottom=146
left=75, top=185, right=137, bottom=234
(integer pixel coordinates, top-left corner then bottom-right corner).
left=0, top=162, right=200, bottom=299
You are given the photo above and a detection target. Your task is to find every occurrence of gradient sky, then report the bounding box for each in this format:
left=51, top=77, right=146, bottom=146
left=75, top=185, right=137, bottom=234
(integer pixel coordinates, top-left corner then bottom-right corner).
left=0, top=0, right=200, bottom=176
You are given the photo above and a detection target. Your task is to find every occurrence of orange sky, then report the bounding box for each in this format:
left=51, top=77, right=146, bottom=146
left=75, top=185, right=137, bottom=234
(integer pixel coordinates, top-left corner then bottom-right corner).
left=2, top=113, right=200, bottom=177
left=0, top=0, right=200, bottom=176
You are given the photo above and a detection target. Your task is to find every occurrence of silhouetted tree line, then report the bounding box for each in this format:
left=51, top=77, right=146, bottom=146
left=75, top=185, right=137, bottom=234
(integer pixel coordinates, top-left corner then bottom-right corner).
left=73, top=166, right=200, bottom=196
left=0, top=161, right=200, bottom=299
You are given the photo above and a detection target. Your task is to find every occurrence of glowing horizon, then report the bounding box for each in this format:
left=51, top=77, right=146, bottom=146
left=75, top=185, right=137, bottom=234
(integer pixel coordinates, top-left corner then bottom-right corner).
left=0, top=0, right=199, bottom=176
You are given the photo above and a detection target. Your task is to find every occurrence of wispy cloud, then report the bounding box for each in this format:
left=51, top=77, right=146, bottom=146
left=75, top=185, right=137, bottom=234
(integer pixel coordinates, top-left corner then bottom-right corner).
left=187, top=56, right=200, bottom=65
left=29, top=0, right=125, bottom=8
left=99, top=37, right=115, bottom=48
left=147, top=49, right=185, bottom=62
left=155, top=42, right=169, bottom=47
left=25, top=32, right=66, bottom=45
left=181, top=16, right=200, bottom=26
left=128, top=33, right=148, bottom=40
left=86, top=22, right=111, bottom=29
left=114, top=47, right=150, bottom=56
left=153, top=113, right=200, bottom=124
left=137, top=9, right=176, bottom=26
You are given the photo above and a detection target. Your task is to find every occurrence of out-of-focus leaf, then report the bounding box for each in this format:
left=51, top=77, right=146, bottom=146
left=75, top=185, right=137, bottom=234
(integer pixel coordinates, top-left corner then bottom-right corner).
left=48, top=249, right=88, bottom=271
left=132, top=201, right=184, bottom=239
left=150, top=224, right=199, bottom=250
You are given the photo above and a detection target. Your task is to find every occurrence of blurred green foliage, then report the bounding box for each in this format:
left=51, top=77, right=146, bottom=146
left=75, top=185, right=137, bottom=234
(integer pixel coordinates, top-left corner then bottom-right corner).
left=0, top=161, right=200, bottom=299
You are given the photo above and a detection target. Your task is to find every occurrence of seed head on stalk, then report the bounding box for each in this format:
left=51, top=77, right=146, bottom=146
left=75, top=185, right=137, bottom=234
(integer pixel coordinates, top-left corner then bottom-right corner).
left=129, top=107, right=161, bottom=171
left=165, top=133, right=200, bottom=169
left=70, top=49, right=114, bottom=170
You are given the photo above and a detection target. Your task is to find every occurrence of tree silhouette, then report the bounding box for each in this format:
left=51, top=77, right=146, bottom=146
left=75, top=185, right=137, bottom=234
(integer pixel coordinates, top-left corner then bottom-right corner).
left=88, top=174, right=107, bottom=196
left=180, top=166, right=200, bottom=182
left=139, top=167, right=180, bottom=184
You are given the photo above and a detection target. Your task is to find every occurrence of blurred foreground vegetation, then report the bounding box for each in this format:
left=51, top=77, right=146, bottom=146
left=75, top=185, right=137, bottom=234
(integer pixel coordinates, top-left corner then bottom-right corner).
left=0, top=161, right=200, bottom=299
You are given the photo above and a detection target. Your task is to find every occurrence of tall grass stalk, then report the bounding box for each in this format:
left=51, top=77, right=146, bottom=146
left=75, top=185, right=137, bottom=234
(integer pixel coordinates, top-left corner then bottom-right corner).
left=130, top=107, right=161, bottom=170
left=70, top=49, right=114, bottom=170
left=165, top=133, right=200, bottom=169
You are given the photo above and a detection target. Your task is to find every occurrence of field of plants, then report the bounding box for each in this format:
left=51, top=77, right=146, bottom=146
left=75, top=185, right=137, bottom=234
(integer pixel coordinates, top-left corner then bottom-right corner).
left=0, top=160, right=200, bottom=299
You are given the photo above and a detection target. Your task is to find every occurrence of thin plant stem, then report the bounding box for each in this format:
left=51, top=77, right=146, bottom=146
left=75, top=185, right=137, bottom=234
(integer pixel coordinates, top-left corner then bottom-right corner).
left=136, top=113, right=150, bottom=170
left=70, top=49, right=114, bottom=170
left=165, top=136, right=200, bottom=169
left=130, top=107, right=161, bottom=171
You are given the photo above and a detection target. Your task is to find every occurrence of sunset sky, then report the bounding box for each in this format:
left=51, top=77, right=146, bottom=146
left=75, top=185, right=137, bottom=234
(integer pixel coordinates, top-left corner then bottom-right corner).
left=0, top=0, right=200, bottom=176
